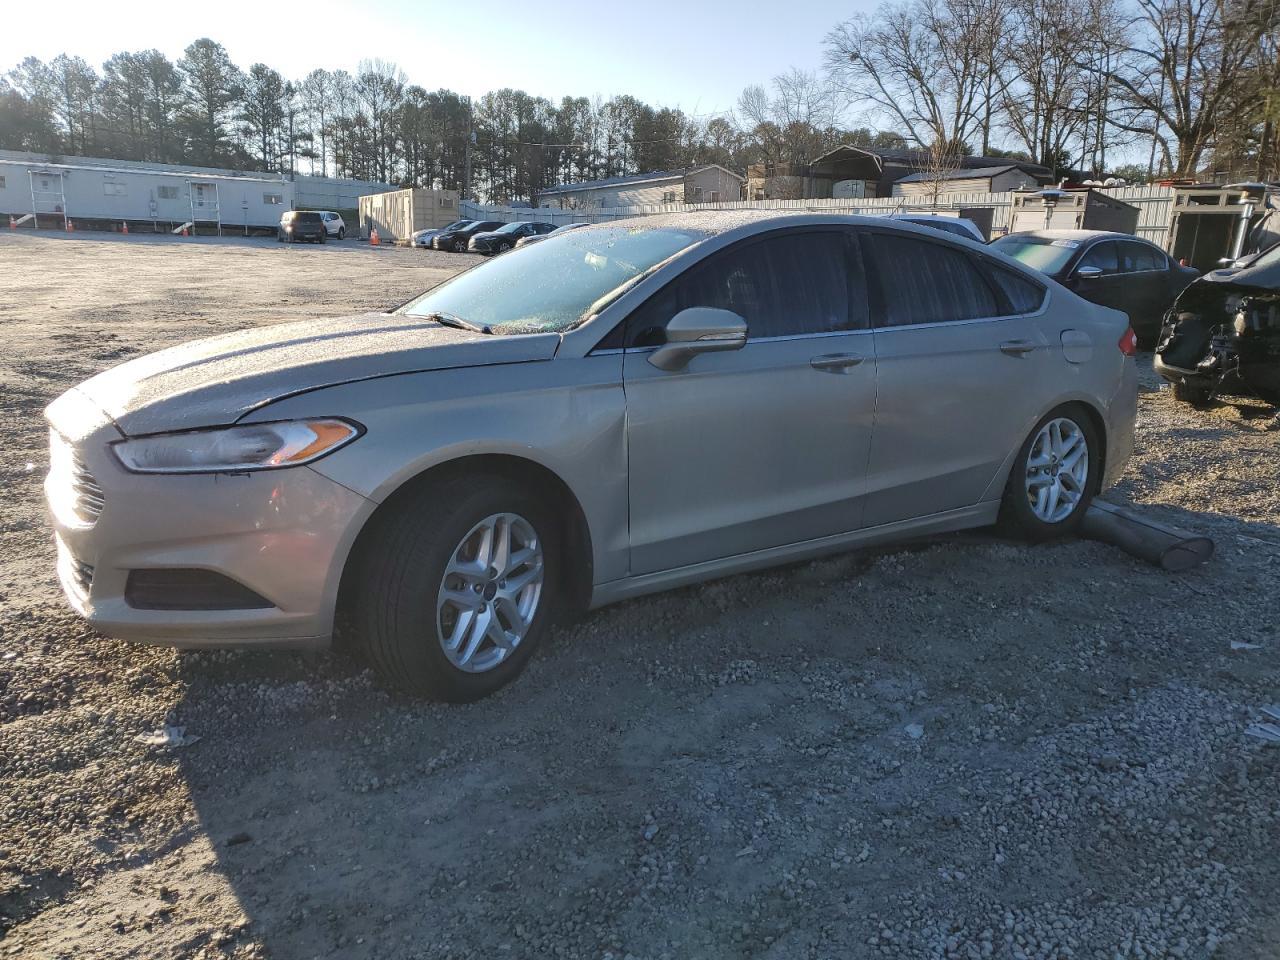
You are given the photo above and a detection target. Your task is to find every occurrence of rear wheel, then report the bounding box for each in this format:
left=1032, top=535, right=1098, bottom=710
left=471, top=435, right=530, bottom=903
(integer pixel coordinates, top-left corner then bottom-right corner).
left=1000, top=406, right=1099, bottom=541
left=337, top=227, right=346, bottom=240
left=353, top=475, right=559, bottom=701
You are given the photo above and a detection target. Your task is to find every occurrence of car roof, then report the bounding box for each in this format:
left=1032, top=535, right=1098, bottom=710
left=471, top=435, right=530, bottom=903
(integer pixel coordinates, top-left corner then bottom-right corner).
left=1000, top=229, right=1145, bottom=242
left=566, top=210, right=995, bottom=246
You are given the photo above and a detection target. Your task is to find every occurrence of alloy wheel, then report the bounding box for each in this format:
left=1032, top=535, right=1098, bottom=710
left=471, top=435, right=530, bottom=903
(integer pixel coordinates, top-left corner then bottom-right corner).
left=436, top=512, right=544, bottom=673
left=1024, top=417, right=1089, bottom=523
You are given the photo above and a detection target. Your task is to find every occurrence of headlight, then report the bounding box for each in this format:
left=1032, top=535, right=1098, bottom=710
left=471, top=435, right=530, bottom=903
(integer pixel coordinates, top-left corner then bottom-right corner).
left=111, top=419, right=361, bottom=474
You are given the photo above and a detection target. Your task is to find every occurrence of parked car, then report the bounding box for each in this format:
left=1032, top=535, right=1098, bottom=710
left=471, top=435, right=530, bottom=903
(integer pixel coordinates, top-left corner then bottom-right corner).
left=277, top=210, right=326, bottom=243
left=468, top=221, right=557, bottom=255
left=1154, top=240, right=1280, bottom=406
left=887, top=213, right=985, bottom=242
left=315, top=211, right=347, bottom=239
left=991, top=230, right=1198, bottom=346
left=514, top=221, right=590, bottom=249
left=412, top=220, right=472, bottom=249
left=45, top=215, right=1136, bottom=702
left=433, top=220, right=503, bottom=252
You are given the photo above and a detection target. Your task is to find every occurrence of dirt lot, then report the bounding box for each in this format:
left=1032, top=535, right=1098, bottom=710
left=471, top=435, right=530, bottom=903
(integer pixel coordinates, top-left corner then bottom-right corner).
left=1, top=231, right=1279, bottom=960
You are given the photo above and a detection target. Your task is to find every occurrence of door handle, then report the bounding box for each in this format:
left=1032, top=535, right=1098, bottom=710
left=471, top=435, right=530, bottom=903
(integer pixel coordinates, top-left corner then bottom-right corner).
left=999, top=340, right=1036, bottom=356
left=810, top=353, right=865, bottom=372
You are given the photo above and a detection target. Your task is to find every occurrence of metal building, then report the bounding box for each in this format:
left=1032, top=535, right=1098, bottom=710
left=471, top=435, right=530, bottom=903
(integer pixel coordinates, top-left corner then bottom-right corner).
left=358, top=188, right=462, bottom=242
left=0, top=149, right=395, bottom=234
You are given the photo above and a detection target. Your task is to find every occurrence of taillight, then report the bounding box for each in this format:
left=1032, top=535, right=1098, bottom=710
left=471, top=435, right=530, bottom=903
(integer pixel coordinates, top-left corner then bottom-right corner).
left=1118, top=327, right=1138, bottom=356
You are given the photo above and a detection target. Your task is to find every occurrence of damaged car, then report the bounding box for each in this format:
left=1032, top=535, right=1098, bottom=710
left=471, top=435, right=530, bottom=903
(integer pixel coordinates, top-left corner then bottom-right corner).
left=1154, top=241, right=1280, bottom=406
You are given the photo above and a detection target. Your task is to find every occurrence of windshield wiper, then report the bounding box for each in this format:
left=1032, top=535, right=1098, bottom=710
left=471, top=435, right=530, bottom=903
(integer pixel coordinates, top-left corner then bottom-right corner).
left=422, top=311, right=493, bottom=335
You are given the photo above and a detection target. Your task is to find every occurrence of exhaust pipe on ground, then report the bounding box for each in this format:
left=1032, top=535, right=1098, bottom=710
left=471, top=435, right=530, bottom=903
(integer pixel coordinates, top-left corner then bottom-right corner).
left=1081, top=500, right=1215, bottom=571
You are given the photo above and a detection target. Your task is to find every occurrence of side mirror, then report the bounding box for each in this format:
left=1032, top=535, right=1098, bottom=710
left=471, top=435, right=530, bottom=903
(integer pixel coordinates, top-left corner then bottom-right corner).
left=1075, top=265, right=1103, bottom=280
left=648, top=307, right=748, bottom=371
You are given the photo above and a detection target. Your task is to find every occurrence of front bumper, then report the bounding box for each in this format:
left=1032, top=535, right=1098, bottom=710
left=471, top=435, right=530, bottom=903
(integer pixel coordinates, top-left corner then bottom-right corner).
left=1153, top=354, right=1211, bottom=388
left=45, top=410, right=373, bottom=648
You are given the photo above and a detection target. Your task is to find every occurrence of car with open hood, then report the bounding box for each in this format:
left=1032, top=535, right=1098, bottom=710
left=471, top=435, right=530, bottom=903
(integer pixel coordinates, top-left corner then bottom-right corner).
left=1154, top=241, right=1280, bottom=406
left=46, top=213, right=1137, bottom=702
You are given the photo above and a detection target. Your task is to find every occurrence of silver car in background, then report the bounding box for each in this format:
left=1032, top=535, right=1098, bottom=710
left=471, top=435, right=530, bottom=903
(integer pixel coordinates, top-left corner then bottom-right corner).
left=45, top=213, right=1138, bottom=701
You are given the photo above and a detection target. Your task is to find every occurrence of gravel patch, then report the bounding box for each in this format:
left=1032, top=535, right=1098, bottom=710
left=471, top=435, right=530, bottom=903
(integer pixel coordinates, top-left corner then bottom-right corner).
left=1, top=232, right=1278, bottom=960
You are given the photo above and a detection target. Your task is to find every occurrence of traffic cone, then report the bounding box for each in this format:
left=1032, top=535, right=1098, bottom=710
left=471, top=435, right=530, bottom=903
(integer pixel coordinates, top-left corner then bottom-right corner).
left=8, top=215, right=14, bottom=229
left=370, top=227, right=380, bottom=246
left=181, top=225, right=189, bottom=237
left=66, top=219, right=74, bottom=232
left=121, top=221, right=129, bottom=235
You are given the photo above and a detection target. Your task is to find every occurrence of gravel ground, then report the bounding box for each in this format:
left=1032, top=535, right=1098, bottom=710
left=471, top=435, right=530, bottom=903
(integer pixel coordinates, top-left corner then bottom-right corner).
left=1, top=231, right=1279, bottom=960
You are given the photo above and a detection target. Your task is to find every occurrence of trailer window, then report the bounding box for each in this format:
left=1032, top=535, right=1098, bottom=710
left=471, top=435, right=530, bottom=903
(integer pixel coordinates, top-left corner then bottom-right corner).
left=103, top=182, right=127, bottom=197
left=264, top=193, right=283, bottom=205
left=0, top=176, right=6, bottom=189
left=157, top=185, right=179, bottom=200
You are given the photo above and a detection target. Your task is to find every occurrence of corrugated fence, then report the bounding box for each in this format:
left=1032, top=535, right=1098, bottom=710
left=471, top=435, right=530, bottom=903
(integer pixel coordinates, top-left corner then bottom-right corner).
left=462, top=185, right=1175, bottom=244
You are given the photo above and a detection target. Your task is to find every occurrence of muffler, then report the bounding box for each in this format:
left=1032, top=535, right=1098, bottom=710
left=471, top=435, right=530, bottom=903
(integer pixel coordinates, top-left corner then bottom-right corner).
left=1081, top=500, right=1215, bottom=571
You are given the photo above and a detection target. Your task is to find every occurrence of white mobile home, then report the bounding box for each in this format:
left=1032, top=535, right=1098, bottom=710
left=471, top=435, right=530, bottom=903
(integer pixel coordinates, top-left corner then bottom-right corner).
left=0, top=150, right=292, bottom=233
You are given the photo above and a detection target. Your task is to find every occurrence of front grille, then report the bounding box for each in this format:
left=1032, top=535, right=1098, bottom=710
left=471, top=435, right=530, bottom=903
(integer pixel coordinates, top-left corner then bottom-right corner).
left=70, top=450, right=105, bottom=522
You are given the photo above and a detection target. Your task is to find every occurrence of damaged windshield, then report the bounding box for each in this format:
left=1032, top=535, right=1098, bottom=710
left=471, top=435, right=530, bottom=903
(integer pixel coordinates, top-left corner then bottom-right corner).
left=401, top=226, right=706, bottom=334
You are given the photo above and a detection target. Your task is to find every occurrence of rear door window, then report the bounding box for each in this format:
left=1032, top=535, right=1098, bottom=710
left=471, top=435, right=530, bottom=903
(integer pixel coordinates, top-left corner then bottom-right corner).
left=626, top=230, right=865, bottom=345
left=1118, top=240, right=1164, bottom=272
left=862, top=232, right=1001, bottom=326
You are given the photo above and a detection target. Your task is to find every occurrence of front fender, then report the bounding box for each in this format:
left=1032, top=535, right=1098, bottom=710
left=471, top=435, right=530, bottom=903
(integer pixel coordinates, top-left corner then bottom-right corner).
left=240, top=356, right=629, bottom=585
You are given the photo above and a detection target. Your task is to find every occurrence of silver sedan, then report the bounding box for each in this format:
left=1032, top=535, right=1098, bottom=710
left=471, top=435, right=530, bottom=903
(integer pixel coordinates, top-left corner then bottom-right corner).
left=45, top=213, right=1138, bottom=701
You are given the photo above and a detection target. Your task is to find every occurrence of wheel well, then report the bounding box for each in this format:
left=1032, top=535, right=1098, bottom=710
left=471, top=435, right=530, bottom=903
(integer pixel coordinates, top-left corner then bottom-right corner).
left=336, top=455, right=594, bottom=639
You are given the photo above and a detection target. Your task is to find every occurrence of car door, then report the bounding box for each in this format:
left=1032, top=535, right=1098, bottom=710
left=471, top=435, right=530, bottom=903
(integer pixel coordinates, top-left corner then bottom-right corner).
left=1115, top=239, right=1172, bottom=335
left=1069, top=240, right=1134, bottom=318
left=860, top=228, right=1056, bottom=526
left=622, top=228, right=878, bottom=575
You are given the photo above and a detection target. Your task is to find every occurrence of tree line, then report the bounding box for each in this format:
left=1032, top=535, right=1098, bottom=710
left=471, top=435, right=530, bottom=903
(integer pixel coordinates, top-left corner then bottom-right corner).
left=1, top=0, right=1276, bottom=204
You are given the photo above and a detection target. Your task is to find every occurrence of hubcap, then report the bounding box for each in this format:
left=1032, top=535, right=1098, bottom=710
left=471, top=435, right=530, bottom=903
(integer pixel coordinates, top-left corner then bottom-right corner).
left=437, top=513, right=544, bottom=673
left=1024, top=417, right=1089, bottom=523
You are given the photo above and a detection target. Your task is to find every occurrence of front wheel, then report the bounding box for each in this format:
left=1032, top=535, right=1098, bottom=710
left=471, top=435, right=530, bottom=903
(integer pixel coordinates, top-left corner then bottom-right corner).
left=1000, top=406, right=1099, bottom=541
left=352, top=475, right=559, bottom=701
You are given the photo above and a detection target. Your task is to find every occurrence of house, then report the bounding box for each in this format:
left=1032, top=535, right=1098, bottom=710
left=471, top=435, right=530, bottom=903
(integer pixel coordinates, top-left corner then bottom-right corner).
left=746, top=146, right=1052, bottom=200
left=537, top=165, right=744, bottom=209
left=891, top=165, right=1045, bottom=199
left=0, top=149, right=393, bottom=233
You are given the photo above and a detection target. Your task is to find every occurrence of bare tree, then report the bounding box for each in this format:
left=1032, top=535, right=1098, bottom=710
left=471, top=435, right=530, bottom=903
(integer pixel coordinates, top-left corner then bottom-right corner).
left=825, top=0, right=995, bottom=151
left=300, top=69, right=332, bottom=176
left=1105, top=0, right=1280, bottom=176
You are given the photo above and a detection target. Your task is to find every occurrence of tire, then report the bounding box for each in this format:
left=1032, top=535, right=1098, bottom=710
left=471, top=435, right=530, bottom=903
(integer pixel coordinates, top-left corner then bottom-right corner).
left=337, top=227, right=346, bottom=240
left=318, top=234, right=326, bottom=244
left=277, top=232, right=284, bottom=243
left=999, top=405, right=1100, bottom=542
left=1172, top=382, right=1213, bottom=406
left=353, top=474, right=560, bottom=701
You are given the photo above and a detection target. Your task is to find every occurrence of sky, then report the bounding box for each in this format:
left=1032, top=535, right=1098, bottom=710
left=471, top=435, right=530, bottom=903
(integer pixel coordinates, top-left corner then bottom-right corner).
left=2, top=0, right=870, bottom=119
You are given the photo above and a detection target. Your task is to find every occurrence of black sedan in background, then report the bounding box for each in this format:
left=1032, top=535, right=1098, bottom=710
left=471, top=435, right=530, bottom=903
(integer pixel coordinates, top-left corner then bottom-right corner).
left=468, top=221, right=557, bottom=255
left=991, top=230, right=1199, bottom=345
left=514, top=221, right=591, bottom=249
left=433, top=220, right=503, bottom=252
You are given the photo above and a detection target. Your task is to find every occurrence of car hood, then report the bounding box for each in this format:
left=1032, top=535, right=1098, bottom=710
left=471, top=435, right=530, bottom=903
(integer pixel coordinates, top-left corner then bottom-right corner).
left=57, top=313, right=560, bottom=436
